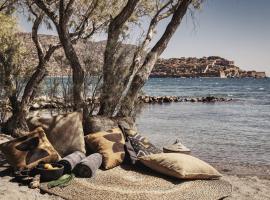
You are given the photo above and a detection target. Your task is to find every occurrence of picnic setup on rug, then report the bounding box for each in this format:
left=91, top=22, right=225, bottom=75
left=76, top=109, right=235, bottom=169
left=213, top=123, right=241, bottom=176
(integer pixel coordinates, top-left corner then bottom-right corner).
left=0, top=112, right=232, bottom=200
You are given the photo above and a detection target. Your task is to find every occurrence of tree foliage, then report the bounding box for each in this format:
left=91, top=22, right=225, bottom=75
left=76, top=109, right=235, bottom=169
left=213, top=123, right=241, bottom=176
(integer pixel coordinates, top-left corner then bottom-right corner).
left=0, top=0, right=17, bottom=14
left=0, top=13, right=25, bottom=99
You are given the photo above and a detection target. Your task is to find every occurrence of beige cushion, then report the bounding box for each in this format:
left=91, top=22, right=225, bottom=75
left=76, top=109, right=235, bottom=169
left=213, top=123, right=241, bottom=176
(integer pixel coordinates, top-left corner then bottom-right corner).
left=85, top=128, right=125, bottom=170
left=0, top=127, right=60, bottom=169
left=27, top=112, right=85, bottom=157
left=139, top=153, right=222, bottom=180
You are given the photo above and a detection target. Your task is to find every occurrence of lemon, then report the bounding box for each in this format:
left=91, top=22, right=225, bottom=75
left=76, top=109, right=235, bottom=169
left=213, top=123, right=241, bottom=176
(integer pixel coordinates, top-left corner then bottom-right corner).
left=47, top=166, right=55, bottom=170
left=44, top=163, right=53, bottom=169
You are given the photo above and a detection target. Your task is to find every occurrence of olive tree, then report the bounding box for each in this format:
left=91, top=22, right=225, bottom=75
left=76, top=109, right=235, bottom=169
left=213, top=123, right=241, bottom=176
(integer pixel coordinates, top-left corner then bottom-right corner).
left=32, top=0, right=125, bottom=114
left=1, top=2, right=63, bottom=136
left=0, top=0, right=17, bottom=14
left=99, top=0, right=202, bottom=118
left=0, top=13, right=29, bottom=136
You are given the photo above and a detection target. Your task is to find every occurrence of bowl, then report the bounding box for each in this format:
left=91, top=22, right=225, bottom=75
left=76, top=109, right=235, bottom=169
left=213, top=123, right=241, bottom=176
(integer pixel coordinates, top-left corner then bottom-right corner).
left=35, top=163, right=64, bottom=182
left=14, top=169, right=33, bottom=184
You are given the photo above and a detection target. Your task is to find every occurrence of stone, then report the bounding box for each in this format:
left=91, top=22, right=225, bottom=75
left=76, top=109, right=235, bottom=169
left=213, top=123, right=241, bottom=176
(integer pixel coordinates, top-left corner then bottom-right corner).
left=32, top=103, right=40, bottom=109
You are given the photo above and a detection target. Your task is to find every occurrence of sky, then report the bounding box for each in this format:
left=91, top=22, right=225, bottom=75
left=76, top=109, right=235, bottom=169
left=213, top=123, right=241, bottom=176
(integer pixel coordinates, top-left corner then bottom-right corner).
left=18, top=0, right=270, bottom=76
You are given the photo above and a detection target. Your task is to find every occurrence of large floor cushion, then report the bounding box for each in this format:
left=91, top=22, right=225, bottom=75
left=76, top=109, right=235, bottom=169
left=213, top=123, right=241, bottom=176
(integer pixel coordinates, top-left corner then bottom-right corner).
left=0, top=127, right=60, bottom=169
left=139, top=153, right=222, bottom=180
left=27, top=112, right=85, bottom=157
left=85, top=128, right=125, bottom=169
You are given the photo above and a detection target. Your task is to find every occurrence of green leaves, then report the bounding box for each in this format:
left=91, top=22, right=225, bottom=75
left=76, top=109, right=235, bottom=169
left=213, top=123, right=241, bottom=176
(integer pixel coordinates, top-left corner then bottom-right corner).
left=0, top=13, right=27, bottom=98
left=47, top=174, right=75, bottom=189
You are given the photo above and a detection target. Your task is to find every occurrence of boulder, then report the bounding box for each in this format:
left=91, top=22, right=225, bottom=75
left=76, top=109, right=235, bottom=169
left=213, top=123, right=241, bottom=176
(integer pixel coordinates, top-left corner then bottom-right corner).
left=84, top=116, right=135, bottom=135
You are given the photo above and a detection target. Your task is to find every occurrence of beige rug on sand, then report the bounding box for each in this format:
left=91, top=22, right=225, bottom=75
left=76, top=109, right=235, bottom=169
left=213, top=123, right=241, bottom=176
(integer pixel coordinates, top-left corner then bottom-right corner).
left=40, top=165, right=232, bottom=200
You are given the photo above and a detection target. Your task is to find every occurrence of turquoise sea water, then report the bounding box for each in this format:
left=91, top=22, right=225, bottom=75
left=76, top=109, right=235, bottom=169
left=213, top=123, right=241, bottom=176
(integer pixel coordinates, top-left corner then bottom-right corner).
left=137, top=78, right=270, bottom=166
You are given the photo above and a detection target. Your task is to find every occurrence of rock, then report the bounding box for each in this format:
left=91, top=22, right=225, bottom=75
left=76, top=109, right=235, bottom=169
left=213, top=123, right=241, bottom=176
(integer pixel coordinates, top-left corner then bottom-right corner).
left=144, top=97, right=150, bottom=103
left=32, top=103, right=40, bottom=109
left=163, top=96, right=171, bottom=103
left=190, top=98, right=197, bottom=103
left=84, top=116, right=135, bottom=135
left=84, top=116, right=118, bottom=134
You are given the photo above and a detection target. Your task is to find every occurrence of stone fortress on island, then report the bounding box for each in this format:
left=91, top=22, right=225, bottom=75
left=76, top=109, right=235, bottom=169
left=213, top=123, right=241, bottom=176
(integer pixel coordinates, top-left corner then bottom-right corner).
left=151, top=56, right=267, bottom=78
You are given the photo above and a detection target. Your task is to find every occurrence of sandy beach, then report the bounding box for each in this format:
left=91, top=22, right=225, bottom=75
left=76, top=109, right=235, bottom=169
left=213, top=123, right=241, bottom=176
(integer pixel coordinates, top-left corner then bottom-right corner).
left=1, top=161, right=270, bottom=200
left=1, top=133, right=270, bottom=200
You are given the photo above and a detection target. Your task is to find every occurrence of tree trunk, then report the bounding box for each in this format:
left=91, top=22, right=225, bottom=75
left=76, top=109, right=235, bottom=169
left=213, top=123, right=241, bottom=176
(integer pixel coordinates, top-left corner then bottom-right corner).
left=1, top=95, right=28, bottom=137
left=57, top=25, right=85, bottom=112
left=1, top=62, right=48, bottom=136
left=118, top=0, right=192, bottom=117
left=98, top=0, right=139, bottom=116
left=118, top=53, right=158, bottom=117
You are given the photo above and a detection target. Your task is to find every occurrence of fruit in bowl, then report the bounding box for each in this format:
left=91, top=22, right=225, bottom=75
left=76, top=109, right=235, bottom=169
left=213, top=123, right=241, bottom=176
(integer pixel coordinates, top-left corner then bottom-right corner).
left=44, top=163, right=59, bottom=170
left=35, top=163, right=64, bottom=182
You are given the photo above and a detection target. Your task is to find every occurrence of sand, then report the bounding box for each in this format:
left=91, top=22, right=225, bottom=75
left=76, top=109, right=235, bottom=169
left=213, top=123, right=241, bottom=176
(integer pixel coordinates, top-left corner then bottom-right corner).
left=1, top=163, right=270, bottom=200
left=1, top=134, right=270, bottom=200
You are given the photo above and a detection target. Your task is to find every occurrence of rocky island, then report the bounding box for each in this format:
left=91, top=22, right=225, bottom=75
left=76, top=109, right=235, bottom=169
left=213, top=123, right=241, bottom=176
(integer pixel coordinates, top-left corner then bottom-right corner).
left=18, top=33, right=267, bottom=78
left=151, top=57, right=267, bottom=78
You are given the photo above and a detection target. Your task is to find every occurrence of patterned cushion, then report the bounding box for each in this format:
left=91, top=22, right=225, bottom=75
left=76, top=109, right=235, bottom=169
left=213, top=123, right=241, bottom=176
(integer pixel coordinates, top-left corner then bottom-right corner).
left=124, top=129, right=162, bottom=158
left=0, top=127, right=60, bottom=169
left=27, top=112, right=86, bottom=157
left=84, top=128, right=125, bottom=169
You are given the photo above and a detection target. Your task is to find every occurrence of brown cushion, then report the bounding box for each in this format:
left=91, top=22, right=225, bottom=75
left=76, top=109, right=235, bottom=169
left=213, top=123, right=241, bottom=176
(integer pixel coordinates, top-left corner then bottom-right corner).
left=139, top=153, right=222, bottom=180
left=0, top=127, right=60, bottom=169
left=84, top=128, right=125, bottom=169
left=27, top=112, right=85, bottom=157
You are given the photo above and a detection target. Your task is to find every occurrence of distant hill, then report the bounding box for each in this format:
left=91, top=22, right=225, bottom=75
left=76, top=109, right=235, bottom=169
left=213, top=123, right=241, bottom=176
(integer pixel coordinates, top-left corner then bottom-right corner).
left=18, top=33, right=266, bottom=78
left=18, top=32, right=136, bottom=76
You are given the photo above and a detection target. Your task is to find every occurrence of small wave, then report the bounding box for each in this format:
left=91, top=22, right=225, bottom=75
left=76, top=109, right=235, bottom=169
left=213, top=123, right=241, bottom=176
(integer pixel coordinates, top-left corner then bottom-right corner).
left=259, top=88, right=265, bottom=90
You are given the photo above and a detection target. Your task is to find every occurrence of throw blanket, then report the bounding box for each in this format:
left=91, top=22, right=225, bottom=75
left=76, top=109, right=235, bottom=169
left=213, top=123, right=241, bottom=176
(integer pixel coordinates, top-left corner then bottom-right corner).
left=74, top=153, right=102, bottom=178
left=58, top=151, right=86, bottom=174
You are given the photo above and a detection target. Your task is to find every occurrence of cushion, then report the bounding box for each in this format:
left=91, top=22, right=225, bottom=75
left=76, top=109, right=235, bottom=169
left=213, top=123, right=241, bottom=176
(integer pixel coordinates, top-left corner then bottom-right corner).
left=27, top=112, right=85, bottom=157
left=0, top=127, right=60, bottom=169
left=124, top=129, right=162, bottom=158
left=139, top=153, right=222, bottom=180
left=84, top=128, right=125, bottom=169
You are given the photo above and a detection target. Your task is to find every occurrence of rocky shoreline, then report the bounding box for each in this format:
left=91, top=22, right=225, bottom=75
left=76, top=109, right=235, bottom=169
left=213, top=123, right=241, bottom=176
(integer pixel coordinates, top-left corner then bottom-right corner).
left=0, top=96, right=232, bottom=111
left=138, top=95, right=232, bottom=104
left=0, top=96, right=232, bottom=112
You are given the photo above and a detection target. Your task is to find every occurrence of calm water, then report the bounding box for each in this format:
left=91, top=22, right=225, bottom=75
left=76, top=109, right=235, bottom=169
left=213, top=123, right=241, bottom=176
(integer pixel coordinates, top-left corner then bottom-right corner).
left=137, top=78, right=270, bottom=166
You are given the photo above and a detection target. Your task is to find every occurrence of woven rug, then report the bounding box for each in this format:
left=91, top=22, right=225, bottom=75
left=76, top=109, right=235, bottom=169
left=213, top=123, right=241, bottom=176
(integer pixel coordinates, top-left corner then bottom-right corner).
left=40, top=165, right=232, bottom=200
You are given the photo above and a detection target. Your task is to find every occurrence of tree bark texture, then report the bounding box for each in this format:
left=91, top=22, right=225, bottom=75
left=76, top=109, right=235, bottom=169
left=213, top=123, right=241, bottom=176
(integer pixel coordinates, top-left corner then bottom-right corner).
left=1, top=12, right=59, bottom=136
left=99, top=0, right=139, bottom=116
left=118, top=0, right=192, bottom=117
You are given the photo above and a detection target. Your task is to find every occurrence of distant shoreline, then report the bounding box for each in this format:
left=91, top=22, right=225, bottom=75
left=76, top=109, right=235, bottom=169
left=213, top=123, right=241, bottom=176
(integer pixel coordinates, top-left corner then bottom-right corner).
left=149, top=75, right=269, bottom=79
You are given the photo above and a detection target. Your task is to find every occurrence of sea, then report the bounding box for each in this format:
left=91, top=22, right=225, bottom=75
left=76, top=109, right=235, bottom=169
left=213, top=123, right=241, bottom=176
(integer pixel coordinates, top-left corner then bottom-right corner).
left=137, top=78, right=270, bottom=167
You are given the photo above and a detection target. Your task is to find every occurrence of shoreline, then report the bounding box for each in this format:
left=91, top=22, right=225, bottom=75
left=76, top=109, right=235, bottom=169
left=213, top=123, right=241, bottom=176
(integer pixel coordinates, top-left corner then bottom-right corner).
left=212, top=162, right=270, bottom=180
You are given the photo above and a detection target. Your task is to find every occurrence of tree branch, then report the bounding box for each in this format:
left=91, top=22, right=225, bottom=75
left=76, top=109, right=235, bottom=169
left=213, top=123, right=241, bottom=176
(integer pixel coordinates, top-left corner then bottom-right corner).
left=31, top=13, right=45, bottom=63
left=33, top=0, right=58, bottom=24
left=151, top=0, right=192, bottom=56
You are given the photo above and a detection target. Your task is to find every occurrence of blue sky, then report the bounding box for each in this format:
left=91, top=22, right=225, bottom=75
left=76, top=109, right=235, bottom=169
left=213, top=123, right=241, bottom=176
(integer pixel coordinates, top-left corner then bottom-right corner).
left=18, top=0, right=270, bottom=75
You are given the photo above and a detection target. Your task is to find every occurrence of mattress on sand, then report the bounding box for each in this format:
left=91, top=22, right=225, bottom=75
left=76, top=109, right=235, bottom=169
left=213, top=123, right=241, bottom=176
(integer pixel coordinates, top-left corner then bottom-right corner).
left=40, top=165, right=232, bottom=200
